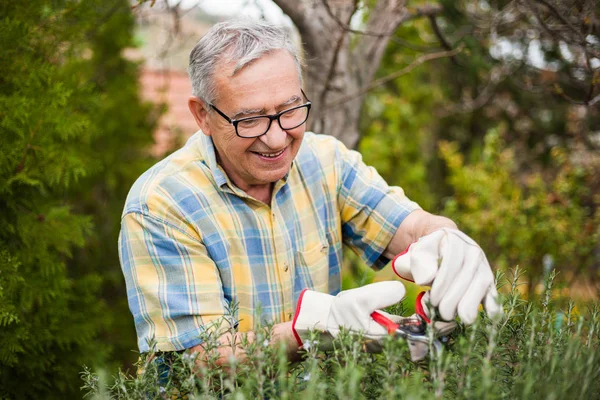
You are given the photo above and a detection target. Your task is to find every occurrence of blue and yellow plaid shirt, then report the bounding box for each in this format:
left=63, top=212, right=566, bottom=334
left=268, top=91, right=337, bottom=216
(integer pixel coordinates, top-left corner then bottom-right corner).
left=119, top=131, right=420, bottom=352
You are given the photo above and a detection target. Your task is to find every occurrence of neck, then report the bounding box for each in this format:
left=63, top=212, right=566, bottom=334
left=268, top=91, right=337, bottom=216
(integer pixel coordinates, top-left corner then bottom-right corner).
left=245, top=184, right=273, bottom=204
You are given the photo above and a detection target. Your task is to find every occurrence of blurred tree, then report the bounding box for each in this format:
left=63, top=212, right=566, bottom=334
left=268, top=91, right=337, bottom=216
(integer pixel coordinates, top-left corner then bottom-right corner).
left=273, top=0, right=454, bottom=148
left=432, top=0, right=599, bottom=165
left=270, top=0, right=599, bottom=196
left=360, top=17, right=446, bottom=211
left=441, top=128, right=599, bottom=293
left=0, top=0, right=157, bottom=398
left=358, top=0, right=599, bottom=291
left=428, top=0, right=599, bottom=290
left=67, top=0, right=160, bottom=372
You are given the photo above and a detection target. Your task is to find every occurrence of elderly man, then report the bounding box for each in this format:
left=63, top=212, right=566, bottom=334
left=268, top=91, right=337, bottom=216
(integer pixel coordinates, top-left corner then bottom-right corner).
left=118, top=19, right=501, bottom=365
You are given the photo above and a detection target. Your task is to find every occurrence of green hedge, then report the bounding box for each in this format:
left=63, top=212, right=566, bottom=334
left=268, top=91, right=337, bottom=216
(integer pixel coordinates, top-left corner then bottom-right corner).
left=0, top=1, right=157, bottom=397
left=82, top=270, right=600, bottom=399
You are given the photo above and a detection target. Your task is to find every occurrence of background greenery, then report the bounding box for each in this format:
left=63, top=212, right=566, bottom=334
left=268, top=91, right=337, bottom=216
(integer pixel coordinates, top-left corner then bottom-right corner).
left=0, top=0, right=598, bottom=398
left=0, top=0, right=158, bottom=398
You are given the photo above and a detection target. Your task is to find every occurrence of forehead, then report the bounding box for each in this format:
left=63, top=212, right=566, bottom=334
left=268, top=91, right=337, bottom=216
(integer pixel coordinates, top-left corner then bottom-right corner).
left=214, top=50, right=301, bottom=107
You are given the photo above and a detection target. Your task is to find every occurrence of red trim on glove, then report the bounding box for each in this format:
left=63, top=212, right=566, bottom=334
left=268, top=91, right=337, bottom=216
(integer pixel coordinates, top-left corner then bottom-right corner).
left=391, top=243, right=415, bottom=283
left=415, top=291, right=431, bottom=324
left=291, top=289, right=308, bottom=347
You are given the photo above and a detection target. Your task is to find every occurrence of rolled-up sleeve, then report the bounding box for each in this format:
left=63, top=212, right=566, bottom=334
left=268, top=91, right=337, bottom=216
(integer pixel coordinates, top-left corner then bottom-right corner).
left=119, top=212, right=231, bottom=352
left=335, top=142, right=421, bottom=270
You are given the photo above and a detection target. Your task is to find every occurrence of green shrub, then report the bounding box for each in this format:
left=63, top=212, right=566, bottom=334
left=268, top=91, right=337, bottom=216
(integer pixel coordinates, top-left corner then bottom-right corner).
left=0, top=0, right=157, bottom=397
left=82, top=269, right=600, bottom=399
left=440, top=127, right=600, bottom=292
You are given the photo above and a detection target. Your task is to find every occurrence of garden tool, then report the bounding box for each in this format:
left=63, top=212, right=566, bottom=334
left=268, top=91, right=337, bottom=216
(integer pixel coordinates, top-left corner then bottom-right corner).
left=371, top=291, right=455, bottom=361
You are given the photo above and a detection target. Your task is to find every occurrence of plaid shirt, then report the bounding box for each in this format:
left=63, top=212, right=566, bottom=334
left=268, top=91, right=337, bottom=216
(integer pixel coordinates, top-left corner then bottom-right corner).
left=119, top=131, right=420, bottom=352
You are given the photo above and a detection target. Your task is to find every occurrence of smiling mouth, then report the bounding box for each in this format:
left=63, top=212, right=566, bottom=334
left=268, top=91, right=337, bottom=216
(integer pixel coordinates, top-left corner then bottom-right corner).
left=254, top=148, right=285, bottom=158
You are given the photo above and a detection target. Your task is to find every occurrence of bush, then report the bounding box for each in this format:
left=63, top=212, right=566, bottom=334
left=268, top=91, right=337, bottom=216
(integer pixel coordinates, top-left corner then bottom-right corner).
left=82, top=269, right=600, bottom=399
left=0, top=0, right=157, bottom=397
left=440, top=127, right=600, bottom=292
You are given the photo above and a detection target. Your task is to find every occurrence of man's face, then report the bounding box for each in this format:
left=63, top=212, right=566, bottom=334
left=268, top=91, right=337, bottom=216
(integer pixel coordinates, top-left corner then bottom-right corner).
left=200, top=50, right=306, bottom=193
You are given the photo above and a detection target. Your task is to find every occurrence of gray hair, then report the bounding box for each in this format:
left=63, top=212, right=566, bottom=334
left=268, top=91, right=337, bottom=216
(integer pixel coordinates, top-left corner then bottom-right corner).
left=188, top=19, right=303, bottom=104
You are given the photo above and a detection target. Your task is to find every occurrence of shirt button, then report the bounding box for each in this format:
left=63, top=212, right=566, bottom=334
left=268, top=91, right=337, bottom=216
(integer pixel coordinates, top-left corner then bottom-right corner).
left=283, top=263, right=289, bottom=272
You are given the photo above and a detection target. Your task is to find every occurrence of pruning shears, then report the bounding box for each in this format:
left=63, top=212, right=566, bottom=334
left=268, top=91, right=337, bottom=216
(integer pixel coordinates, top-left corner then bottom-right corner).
left=370, top=291, right=445, bottom=357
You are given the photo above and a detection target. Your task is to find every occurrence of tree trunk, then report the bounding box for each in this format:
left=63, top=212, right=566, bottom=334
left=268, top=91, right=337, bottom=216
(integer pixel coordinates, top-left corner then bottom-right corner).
left=274, top=0, right=427, bottom=149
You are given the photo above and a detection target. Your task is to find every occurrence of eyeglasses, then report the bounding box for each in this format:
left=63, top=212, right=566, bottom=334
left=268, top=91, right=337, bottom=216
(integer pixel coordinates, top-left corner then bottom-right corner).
left=209, top=90, right=312, bottom=138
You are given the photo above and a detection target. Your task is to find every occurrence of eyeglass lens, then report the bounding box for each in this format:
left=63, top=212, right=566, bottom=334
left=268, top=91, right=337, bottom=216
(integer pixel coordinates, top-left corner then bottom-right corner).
left=237, top=105, right=309, bottom=138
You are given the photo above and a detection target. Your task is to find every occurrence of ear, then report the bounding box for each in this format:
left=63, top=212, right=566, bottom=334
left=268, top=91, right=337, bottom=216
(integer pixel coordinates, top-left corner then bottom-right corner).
left=188, top=96, right=212, bottom=136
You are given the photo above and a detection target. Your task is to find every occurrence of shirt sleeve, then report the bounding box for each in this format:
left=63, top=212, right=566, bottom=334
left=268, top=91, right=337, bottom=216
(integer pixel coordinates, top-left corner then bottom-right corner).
left=119, top=212, right=233, bottom=352
left=334, top=141, right=421, bottom=270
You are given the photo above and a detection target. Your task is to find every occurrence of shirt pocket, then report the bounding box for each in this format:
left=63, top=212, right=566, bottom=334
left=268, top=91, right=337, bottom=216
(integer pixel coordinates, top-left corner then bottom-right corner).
left=296, top=241, right=330, bottom=293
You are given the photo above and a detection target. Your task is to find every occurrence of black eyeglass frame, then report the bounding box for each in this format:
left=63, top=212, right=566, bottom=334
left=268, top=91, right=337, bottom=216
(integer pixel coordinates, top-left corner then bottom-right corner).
left=208, top=89, right=312, bottom=138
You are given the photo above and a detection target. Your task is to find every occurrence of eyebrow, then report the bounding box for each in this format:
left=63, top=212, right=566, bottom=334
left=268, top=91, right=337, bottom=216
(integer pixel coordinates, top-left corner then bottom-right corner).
left=231, top=94, right=302, bottom=120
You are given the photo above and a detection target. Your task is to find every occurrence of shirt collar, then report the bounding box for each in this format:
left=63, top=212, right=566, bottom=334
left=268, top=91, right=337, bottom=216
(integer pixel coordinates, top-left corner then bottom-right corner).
left=195, top=131, right=229, bottom=187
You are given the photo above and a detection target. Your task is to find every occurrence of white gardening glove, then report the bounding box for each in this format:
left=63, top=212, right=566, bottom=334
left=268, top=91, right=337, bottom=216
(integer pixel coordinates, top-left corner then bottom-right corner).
left=292, top=281, right=406, bottom=351
left=392, top=228, right=502, bottom=324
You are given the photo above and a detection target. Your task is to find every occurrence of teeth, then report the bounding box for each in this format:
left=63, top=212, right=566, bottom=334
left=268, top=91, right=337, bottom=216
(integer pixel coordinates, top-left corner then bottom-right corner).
left=258, top=149, right=284, bottom=158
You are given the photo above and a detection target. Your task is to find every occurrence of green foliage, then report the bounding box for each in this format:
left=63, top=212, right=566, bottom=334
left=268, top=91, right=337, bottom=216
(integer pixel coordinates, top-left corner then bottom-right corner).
left=0, top=0, right=157, bottom=397
left=358, top=1, right=599, bottom=292
left=0, top=249, right=24, bottom=363
left=66, top=0, right=159, bottom=372
left=440, top=128, right=599, bottom=290
left=82, top=270, right=600, bottom=399
left=360, top=18, right=443, bottom=211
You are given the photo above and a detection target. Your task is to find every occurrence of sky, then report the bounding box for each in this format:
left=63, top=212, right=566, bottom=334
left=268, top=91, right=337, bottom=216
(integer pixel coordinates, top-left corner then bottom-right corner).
left=192, top=0, right=289, bottom=23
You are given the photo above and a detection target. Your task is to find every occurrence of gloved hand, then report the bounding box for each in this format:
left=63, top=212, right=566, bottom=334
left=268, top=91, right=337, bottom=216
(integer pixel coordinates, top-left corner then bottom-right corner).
left=292, top=281, right=406, bottom=351
left=392, top=228, right=502, bottom=324
left=413, top=291, right=458, bottom=335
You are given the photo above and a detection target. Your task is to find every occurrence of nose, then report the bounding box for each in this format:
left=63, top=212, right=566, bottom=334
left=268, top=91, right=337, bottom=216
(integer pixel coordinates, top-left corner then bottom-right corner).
left=258, top=119, right=288, bottom=149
